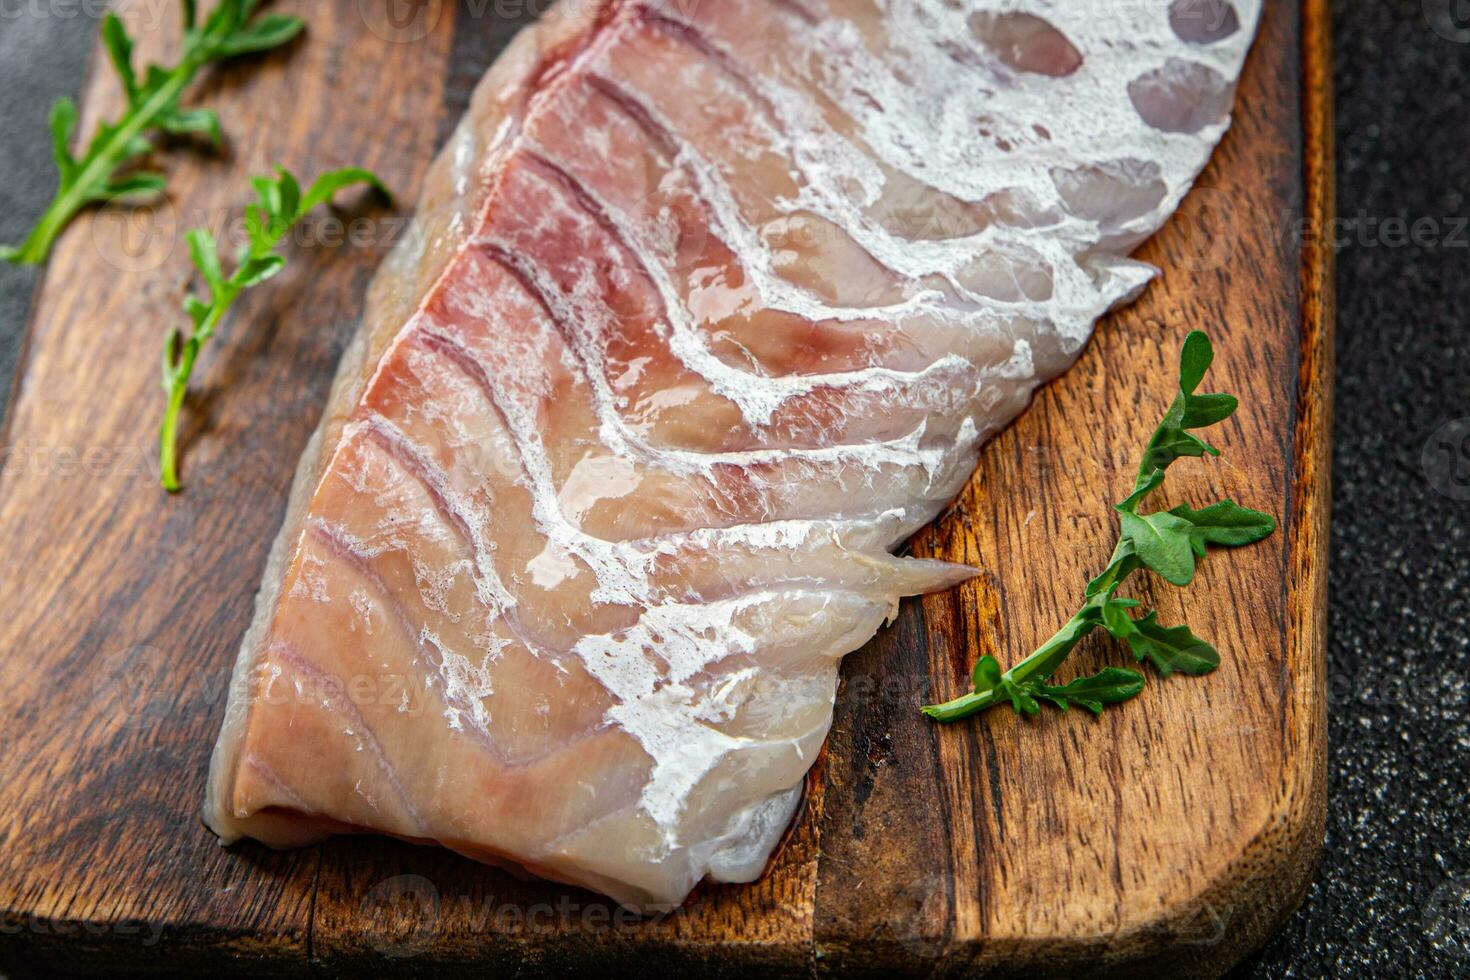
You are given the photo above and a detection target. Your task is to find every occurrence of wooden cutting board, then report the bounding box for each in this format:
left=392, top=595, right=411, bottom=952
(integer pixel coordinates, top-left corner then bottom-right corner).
left=0, top=1, right=1333, bottom=976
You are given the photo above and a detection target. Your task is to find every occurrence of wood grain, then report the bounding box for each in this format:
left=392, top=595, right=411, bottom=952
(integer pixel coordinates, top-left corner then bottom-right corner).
left=0, top=2, right=1332, bottom=976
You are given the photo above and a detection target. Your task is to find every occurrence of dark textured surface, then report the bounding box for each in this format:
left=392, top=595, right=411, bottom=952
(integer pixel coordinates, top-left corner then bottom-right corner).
left=0, top=2, right=1465, bottom=977
left=0, top=7, right=95, bottom=397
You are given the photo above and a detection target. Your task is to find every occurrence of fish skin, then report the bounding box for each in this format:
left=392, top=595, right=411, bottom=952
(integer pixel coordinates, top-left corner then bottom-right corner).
left=205, top=0, right=1263, bottom=910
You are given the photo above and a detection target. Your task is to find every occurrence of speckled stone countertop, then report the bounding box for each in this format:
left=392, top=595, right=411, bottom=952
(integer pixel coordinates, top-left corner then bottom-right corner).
left=0, top=3, right=1465, bottom=977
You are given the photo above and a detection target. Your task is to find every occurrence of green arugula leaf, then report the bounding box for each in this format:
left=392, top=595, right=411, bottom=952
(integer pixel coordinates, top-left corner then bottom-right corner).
left=2, top=1, right=308, bottom=266
left=270, top=168, right=301, bottom=227
left=1125, top=613, right=1220, bottom=677
left=158, top=165, right=387, bottom=491
left=1124, top=330, right=1241, bottom=506
left=299, top=167, right=392, bottom=213
left=1139, top=427, right=1219, bottom=480
left=1119, top=510, right=1199, bottom=586
left=158, top=106, right=222, bottom=145
left=1178, top=330, right=1214, bottom=394
left=1167, top=500, right=1277, bottom=554
left=1099, top=596, right=1141, bottom=641
left=1034, top=668, right=1147, bottom=715
left=48, top=99, right=79, bottom=182
left=971, top=655, right=1002, bottom=695
left=186, top=228, right=224, bottom=296
left=1117, top=471, right=1164, bottom=515
left=101, top=171, right=168, bottom=200
left=214, top=14, right=305, bottom=58
left=233, top=253, right=287, bottom=288
left=1084, top=546, right=1138, bottom=597
left=250, top=174, right=284, bottom=218
left=1182, top=392, right=1239, bottom=428
left=999, top=679, right=1041, bottom=716
left=101, top=14, right=138, bottom=104
left=922, top=330, right=1274, bottom=725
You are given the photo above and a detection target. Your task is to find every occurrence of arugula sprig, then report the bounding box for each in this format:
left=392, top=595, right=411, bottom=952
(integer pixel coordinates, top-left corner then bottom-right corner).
left=922, top=331, right=1275, bottom=723
left=1, top=1, right=305, bottom=266
left=158, top=166, right=388, bottom=492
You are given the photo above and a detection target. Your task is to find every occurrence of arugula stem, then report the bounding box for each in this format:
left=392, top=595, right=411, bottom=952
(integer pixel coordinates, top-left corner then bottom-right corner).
left=158, top=165, right=387, bottom=491
left=3, top=3, right=306, bottom=266
left=923, top=610, right=1096, bottom=722
left=921, top=687, right=1002, bottom=723
left=158, top=365, right=190, bottom=493
left=15, top=66, right=198, bottom=265
left=158, top=300, right=225, bottom=493
left=921, top=331, right=1275, bottom=724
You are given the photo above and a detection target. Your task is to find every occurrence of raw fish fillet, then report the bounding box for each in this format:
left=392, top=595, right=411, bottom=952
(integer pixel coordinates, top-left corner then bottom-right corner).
left=206, top=0, right=1262, bottom=909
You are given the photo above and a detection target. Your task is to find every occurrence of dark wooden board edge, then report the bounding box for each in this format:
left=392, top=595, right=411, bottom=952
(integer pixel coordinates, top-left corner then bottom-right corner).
left=1152, top=2, right=1336, bottom=973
